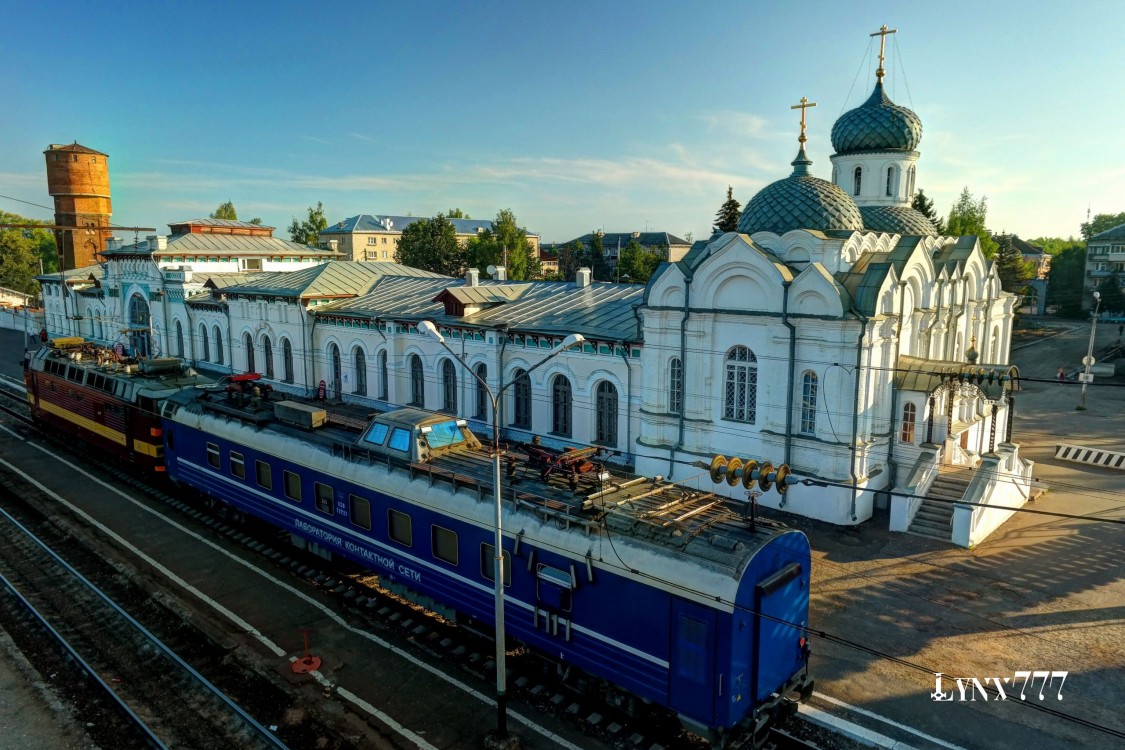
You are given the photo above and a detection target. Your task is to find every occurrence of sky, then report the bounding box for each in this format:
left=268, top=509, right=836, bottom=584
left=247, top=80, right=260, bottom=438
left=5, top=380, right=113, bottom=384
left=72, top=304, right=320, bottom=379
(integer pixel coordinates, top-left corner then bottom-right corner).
left=2, top=0, right=1123, bottom=245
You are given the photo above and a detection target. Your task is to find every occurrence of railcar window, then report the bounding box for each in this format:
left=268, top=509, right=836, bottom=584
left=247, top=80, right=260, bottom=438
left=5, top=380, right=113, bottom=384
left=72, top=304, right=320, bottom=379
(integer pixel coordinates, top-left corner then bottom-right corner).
left=166, top=429, right=175, bottom=450
left=206, top=443, right=221, bottom=469
left=388, top=509, right=412, bottom=546
left=256, top=460, right=272, bottom=490
left=362, top=422, right=389, bottom=446
left=284, top=471, right=302, bottom=502
left=314, top=482, right=334, bottom=515
left=230, top=452, right=246, bottom=479
left=388, top=427, right=411, bottom=453
left=349, top=495, right=372, bottom=530
left=66, top=367, right=82, bottom=383
left=480, top=544, right=512, bottom=586
left=431, top=526, right=458, bottom=565
left=426, top=420, right=465, bottom=449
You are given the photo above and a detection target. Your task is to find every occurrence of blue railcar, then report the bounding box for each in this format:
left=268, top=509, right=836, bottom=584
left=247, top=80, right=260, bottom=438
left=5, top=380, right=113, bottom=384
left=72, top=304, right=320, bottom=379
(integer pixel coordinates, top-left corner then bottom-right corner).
left=160, top=389, right=812, bottom=744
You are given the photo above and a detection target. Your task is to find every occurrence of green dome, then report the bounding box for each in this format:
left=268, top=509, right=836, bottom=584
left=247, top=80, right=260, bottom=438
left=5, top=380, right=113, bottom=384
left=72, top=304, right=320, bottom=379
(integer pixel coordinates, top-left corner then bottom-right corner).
left=738, top=148, right=864, bottom=235
left=860, top=205, right=937, bottom=236
left=831, top=81, right=922, bottom=154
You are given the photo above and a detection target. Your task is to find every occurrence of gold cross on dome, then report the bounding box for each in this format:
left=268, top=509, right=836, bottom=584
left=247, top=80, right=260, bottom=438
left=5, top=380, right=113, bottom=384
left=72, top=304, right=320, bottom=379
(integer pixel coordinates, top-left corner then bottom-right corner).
left=870, top=24, right=897, bottom=81
left=791, top=97, right=817, bottom=145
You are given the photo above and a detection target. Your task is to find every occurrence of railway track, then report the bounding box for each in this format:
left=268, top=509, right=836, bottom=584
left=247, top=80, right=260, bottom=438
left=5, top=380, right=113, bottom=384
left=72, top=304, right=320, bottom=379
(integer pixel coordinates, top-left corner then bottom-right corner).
left=0, top=496, right=287, bottom=749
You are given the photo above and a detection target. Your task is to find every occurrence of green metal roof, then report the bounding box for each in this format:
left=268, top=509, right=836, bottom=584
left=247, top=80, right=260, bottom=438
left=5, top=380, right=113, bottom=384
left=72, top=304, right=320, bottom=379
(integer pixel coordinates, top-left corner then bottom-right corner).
left=896, top=355, right=1018, bottom=400
left=221, top=261, right=447, bottom=298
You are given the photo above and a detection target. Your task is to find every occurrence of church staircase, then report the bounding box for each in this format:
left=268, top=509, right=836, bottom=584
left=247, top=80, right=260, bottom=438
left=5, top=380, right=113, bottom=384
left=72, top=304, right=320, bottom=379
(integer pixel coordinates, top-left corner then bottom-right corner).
left=908, top=468, right=973, bottom=541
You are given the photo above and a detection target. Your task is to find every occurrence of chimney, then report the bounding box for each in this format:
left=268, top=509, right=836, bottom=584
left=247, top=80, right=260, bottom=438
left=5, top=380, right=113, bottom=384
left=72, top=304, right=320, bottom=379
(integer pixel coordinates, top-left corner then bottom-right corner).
left=106, top=237, right=120, bottom=251
left=465, top=267, right=479, bottom=286
left=494, top=266, right=507, bottom=281
left=155, top=236, right=167, bottom=251
left=328, top=239, right=339, bottom=253
left=576, top=267, right=592, bottom=288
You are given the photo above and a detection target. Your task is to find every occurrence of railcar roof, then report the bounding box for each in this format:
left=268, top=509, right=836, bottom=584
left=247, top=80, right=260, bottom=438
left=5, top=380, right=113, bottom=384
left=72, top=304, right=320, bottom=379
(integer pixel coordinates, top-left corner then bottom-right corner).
left=168, top=391, right=797, bottom=572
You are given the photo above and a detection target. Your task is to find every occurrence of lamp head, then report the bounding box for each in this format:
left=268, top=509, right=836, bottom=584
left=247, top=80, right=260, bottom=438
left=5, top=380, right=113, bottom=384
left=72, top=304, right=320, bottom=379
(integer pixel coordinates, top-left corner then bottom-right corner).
left=558, top=333, right=586, bottom=351
left=418, top=319, right=444, bottom=344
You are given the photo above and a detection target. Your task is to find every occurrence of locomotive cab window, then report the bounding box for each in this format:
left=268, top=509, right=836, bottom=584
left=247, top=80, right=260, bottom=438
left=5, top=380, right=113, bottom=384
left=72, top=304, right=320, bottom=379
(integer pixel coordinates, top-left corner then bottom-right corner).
left=284, top=470, right=302, bottom=502
left=314, top=482, right=334, bottom=515
left=431, top=525, right=458, bottom=566
left=256, top=460, right=272, bottom=490
left=480, top=544, right=512, bottom=586
left=388, top=509, right=412, bottom=546
left=166, top=429, right=175, bottom=450
left=349, top=494, right=372, bottom=530
left=206, top=443, right=221, bottom=469
left=230, top=451, right=245, bottom=479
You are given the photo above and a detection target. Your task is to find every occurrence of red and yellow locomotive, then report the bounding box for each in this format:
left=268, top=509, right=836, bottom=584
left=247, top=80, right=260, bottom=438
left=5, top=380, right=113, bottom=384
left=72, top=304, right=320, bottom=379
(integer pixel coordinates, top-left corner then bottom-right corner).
left=23, top=338, right=211, bottom=471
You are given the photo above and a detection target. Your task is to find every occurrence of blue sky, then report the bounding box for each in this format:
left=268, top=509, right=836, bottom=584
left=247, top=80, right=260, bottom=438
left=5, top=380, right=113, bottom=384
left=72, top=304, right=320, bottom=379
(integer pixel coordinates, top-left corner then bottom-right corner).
left=2, top=1, right=1122, bottom=244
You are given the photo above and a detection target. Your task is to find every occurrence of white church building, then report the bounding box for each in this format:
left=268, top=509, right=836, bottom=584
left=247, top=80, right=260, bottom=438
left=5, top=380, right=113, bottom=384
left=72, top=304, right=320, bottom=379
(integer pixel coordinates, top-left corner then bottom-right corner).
left=34, top=40, right=1032, bottom=547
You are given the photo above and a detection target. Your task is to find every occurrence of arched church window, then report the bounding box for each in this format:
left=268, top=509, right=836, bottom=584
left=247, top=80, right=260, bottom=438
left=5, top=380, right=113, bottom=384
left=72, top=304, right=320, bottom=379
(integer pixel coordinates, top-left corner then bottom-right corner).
left=908, top=166, right=916, bottom=198
left=474, top=363, right=488, bottom=420
left=128, top=293, right=151, bottom=357
left=200, top=324, right=210, bottom=362
left=282, top=338, right=294, bottom=382
left=329, top=343, right=341, bottom=399
left=723, top=346, right=757, bottom=423
left=886, top=167, right=894, bottom=197
left=901, top=403, right=917, bottom=443
left=669, top=357, right=683, bottom=415
left=174, top=320, right=184, bottom=357
left=263, top=337, right=274, bottom=379
left=212, top=325, right=224, bottom=365
left=832, top=167, right=838, bottom=185
left=800, top=371, right=817, bottom=435
left=853, top=167, right=863, bottom=196
left=378, top=350, right=388, bottom=399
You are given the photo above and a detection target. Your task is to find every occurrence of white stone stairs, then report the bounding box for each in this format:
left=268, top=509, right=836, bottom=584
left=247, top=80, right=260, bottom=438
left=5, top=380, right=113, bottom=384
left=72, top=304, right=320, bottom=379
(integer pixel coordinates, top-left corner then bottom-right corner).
left=908, top=468, right=973, bottom=541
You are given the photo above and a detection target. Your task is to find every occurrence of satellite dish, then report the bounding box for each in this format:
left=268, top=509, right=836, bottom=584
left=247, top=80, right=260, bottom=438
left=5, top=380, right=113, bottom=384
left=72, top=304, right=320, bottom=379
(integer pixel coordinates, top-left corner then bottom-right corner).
left=486, top=265, right=497, bottom=276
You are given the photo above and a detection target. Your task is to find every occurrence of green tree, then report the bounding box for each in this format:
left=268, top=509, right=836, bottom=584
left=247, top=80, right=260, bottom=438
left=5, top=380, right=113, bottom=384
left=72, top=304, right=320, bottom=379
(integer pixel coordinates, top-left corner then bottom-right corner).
left=713, top=185, right=742, bottom=234
left=0, top=212, right=55, bottom=295
left=395, top=214, right=465, bottom=275
left=946, top=187, right=998, bottom=257
left=211, top=201, right=238, bottom=220
left=617, top=239, right=664, bottom=284
left=911, top=189, right=946, bottom=234
left=466, top=209, right=540, bottom=280
left=1097, top=272, right=1125, bottom=315
left=994, top=234, right=1031, bottom=293
left=249, top=217, right=263, bottom=226
left=554, top=240, right=587, bottom=282
left=445, top=208, right=470, bottom=219
left=1030, top=236, right=1083, bottom=256
left=588, top=231, right=611, bottom=281
left=288, top=201, right=328, bottom=247
left=1046, top=245, right=1088, bottom=317
left=1080, top=212, right=1125, bottom=241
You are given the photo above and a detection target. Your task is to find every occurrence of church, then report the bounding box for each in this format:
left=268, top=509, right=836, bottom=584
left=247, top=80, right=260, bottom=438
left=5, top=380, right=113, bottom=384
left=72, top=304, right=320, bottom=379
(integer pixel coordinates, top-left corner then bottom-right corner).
left=34, top=28, right=1032, bottom=547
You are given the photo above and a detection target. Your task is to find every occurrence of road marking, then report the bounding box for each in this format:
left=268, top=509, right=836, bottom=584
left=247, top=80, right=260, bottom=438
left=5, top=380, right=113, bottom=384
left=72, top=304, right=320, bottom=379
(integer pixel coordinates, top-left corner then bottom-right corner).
left=0, top=425, right=586, bottom=750
left=814, top=692, right=968, bottom=750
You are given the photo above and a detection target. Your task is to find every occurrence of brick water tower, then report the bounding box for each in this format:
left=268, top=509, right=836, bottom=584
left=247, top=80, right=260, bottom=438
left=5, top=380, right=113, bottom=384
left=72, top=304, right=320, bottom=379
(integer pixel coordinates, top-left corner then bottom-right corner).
left=44, top=142, right=113, bottom=270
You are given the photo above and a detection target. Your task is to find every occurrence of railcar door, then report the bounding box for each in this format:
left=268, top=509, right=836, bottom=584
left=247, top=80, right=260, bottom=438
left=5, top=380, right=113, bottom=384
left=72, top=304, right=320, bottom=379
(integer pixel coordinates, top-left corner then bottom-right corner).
left=669, top=599, right=717, bottom=725
left=753, top=562, right=805, bottom=703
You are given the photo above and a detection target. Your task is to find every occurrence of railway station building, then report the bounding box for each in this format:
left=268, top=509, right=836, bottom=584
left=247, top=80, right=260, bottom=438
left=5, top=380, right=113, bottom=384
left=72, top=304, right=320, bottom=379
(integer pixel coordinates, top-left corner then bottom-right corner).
left=33, top=60, right=1030, bottom=546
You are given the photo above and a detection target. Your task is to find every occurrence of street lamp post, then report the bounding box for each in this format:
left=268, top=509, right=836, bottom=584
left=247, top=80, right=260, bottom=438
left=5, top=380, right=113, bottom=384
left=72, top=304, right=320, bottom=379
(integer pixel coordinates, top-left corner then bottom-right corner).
left=418, top=320, right=585, bottom=742
left=1078, top=291, right=1101, bottom=410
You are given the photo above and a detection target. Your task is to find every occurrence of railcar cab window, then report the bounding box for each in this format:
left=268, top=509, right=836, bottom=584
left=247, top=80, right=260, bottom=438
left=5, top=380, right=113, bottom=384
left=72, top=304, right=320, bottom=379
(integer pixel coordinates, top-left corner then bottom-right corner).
left=314, top=482, right=334, bottom=515
left=206, top=442, right=221, bottom=469
left=421, top=420, right=465, bottom=449
left=431, top=525, right=458, bottom=565
left=349, top=495, right=372, bottom=530
left=284, top=470, right=302, bottom=502
left=480, top=544, right=512, bottom=586
left=362, top=422, right=389, bottom=447
left=387, top=427, right=411, bottom=453
left=256, top=460, right=272, bottom=490
left=388, top=509, right=412, bottom=546
left=230, top=451, right=246, bottom=479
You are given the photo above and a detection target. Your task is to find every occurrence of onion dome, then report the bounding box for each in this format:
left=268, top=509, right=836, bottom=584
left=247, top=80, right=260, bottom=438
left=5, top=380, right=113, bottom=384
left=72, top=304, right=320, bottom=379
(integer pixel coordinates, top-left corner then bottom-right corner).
left=738, top=147, right=864, bottom=235
left=859, top=205, right=938, bottom=237
left=831, top=81, right=922, bottom=154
